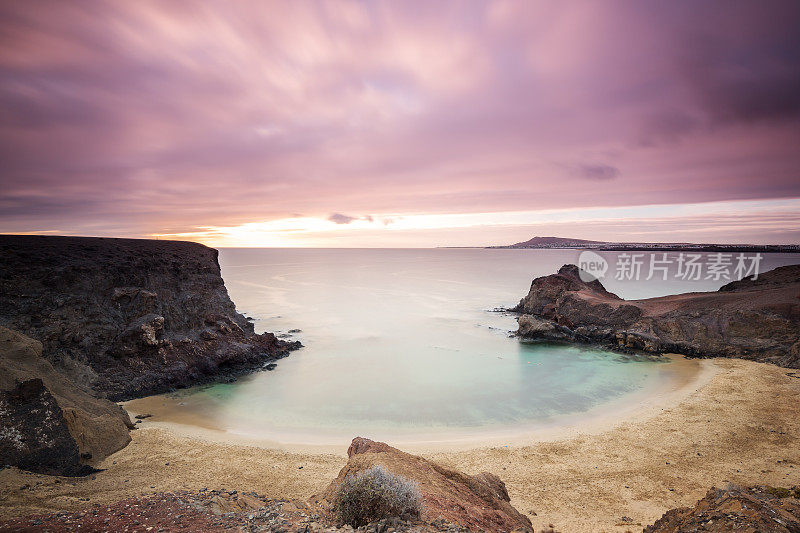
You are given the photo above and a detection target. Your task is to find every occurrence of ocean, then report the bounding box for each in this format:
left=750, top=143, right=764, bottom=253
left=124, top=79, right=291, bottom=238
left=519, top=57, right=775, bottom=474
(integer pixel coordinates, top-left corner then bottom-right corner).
left=154, top=248, right=798, bottom=444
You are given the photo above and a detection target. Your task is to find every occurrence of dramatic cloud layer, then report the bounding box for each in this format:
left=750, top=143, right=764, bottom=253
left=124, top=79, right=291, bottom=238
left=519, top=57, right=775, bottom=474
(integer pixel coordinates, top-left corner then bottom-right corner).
left=1, top=1, right=798, bottom=244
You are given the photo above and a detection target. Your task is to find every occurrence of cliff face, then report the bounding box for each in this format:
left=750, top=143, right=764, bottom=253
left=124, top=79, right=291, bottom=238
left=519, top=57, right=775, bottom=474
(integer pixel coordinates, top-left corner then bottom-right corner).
left=513, top=264, right=800, bottom=368
left=0, top=235, right=299, bottom=400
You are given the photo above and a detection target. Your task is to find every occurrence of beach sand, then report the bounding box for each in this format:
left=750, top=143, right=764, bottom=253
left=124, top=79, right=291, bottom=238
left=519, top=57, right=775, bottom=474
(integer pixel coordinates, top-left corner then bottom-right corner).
left=2, top=357, right=799, bottom=532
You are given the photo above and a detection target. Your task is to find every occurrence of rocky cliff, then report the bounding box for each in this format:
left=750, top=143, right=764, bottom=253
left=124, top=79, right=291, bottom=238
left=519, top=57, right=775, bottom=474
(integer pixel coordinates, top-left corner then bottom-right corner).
left=513, top=263, right=800, bottom=367
left=0, top=235, right=300, bottom=400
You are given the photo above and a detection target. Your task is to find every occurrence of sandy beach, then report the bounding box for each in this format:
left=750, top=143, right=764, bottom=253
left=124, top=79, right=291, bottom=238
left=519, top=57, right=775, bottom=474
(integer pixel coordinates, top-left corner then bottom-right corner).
left=1, top=356, right=798, bottom=531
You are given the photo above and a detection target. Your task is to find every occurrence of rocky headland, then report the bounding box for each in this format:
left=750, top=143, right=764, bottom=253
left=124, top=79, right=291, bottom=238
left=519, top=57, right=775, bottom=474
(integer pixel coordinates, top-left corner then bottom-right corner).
left=0, top=234, right=299, bottom=477
left=513, top=263, right=800, bottom=368
left=0, top=235, right=300, bottom=400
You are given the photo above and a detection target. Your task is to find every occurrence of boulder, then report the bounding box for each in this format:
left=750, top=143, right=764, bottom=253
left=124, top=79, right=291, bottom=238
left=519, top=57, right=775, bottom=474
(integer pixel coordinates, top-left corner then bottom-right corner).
left=0, top=378, right=92, bottom=476
left=114, top=314, right=166, bottom=355
left=322, top=437, right=532, bottom=532
left=517, top=315, right=569, bottom=340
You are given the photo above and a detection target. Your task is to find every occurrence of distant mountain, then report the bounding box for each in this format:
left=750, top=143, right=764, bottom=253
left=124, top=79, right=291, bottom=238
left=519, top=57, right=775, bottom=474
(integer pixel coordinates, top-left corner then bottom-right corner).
left=504, top=236, right=605, bottom=248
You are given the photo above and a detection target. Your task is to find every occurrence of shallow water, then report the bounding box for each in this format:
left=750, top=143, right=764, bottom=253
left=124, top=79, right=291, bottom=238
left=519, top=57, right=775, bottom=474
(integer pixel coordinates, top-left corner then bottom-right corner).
left=162, top=248, right=798, bottom=442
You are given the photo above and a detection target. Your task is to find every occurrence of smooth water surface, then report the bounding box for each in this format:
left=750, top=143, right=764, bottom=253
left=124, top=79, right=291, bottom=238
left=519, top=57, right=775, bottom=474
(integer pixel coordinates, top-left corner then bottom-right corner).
left=165, top=249, right=798, bottom=442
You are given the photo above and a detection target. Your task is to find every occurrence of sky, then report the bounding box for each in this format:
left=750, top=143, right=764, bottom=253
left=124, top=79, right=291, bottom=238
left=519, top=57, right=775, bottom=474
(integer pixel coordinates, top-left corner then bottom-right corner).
left=1, top=1, right=799, bottom=247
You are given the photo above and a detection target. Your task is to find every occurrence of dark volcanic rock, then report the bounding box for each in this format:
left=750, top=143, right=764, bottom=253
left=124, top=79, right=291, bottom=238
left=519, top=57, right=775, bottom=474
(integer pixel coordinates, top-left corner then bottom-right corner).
left=0, top=235, right=301, bottom=400
left=513, top=263, right=800, bottom=368
left=0, top=327, right=132, bottom=466
left=322, top=437, right=533, bottom=532
left=0, top=378, right=93, bottom=476
left=644, top=485, right=800, bottom=532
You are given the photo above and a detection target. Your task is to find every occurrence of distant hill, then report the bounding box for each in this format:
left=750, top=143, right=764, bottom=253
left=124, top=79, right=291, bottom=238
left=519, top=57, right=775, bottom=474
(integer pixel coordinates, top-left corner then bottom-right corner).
left=504, top=236, right=605, bottom=248
left=487, top=236, right=800, bottom=253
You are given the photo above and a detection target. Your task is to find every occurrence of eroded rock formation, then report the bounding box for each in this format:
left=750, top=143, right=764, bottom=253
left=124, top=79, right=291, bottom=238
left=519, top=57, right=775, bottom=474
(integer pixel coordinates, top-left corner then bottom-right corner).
left=322, top=437, right=533, bottom=533
left=513, top=264, right=800, bottom=367
left=0, top=327, right=132, bottom=474
left=0, top=235, right=300, bottom=400
left=0, top=378, right=93, bottom=477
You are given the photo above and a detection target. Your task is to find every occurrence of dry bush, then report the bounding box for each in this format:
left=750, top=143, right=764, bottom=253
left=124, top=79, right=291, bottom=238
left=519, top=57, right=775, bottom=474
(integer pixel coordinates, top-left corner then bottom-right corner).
left=334, top=465, right=422, bottom=527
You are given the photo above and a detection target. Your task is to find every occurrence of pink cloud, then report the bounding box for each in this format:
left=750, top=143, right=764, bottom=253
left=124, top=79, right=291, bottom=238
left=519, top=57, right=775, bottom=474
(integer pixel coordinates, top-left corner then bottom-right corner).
left=0, top=1, right=798, bottom=242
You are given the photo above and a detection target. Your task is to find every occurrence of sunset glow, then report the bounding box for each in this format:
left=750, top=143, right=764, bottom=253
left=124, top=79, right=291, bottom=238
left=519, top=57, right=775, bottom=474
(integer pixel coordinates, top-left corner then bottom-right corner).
left=151, top=198, right=800, bottom=248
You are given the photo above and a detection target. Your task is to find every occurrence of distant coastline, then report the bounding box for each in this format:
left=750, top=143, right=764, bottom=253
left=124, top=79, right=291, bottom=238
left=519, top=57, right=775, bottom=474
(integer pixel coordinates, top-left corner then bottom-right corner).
left=480, top=236, right=800, bottom=253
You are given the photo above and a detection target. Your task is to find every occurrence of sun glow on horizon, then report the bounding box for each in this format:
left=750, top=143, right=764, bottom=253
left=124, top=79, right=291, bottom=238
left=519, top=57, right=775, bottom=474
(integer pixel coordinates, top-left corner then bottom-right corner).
left=147, top=198, right=800, bottom=248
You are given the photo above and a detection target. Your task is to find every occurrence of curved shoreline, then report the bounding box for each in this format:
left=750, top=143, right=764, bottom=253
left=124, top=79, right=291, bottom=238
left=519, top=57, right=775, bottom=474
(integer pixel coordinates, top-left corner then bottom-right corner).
left=122, top=353, right=715, bottom=454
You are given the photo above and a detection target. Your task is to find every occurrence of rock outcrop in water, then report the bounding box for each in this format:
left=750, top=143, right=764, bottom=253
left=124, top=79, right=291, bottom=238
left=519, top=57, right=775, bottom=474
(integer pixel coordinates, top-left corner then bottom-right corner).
left=322, top=437, right=533, bottom=532
left=513, top=263, right=800, bottom=368
left=0, top=326, right=133, bottom=475
left=0, top=235, right=300, bottom=400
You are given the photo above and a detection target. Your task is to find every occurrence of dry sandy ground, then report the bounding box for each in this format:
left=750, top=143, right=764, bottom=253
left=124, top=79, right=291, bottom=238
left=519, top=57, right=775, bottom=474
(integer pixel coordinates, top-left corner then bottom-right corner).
left=1, top=358, right=799, bottom=533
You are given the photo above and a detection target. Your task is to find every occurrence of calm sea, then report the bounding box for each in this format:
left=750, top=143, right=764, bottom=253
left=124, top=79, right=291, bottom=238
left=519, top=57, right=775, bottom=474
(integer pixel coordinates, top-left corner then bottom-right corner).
left=162, top=248, right=798, bottom=443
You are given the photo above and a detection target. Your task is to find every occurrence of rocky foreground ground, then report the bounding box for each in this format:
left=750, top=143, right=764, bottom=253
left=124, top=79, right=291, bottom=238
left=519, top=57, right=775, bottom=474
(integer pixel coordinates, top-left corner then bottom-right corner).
left=513, top=263, right=800, bottom=368
left=644, top=484, right=800, bottom=532
left=0, top=490, right=489, bottom=533
left=0, top=437, right=533, bottom=533
left=0, top=489, right=440, bottom=533
left=1, top=473, right=798, bottom=531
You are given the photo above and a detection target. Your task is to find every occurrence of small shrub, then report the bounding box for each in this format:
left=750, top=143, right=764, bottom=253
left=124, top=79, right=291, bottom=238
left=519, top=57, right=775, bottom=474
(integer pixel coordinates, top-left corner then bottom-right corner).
left=334, top=465, right=422, bottom=527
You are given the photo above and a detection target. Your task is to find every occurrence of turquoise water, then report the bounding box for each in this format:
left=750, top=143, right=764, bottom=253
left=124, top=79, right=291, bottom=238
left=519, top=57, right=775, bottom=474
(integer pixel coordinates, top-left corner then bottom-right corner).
left=166, top=248, right=798, bottom=442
